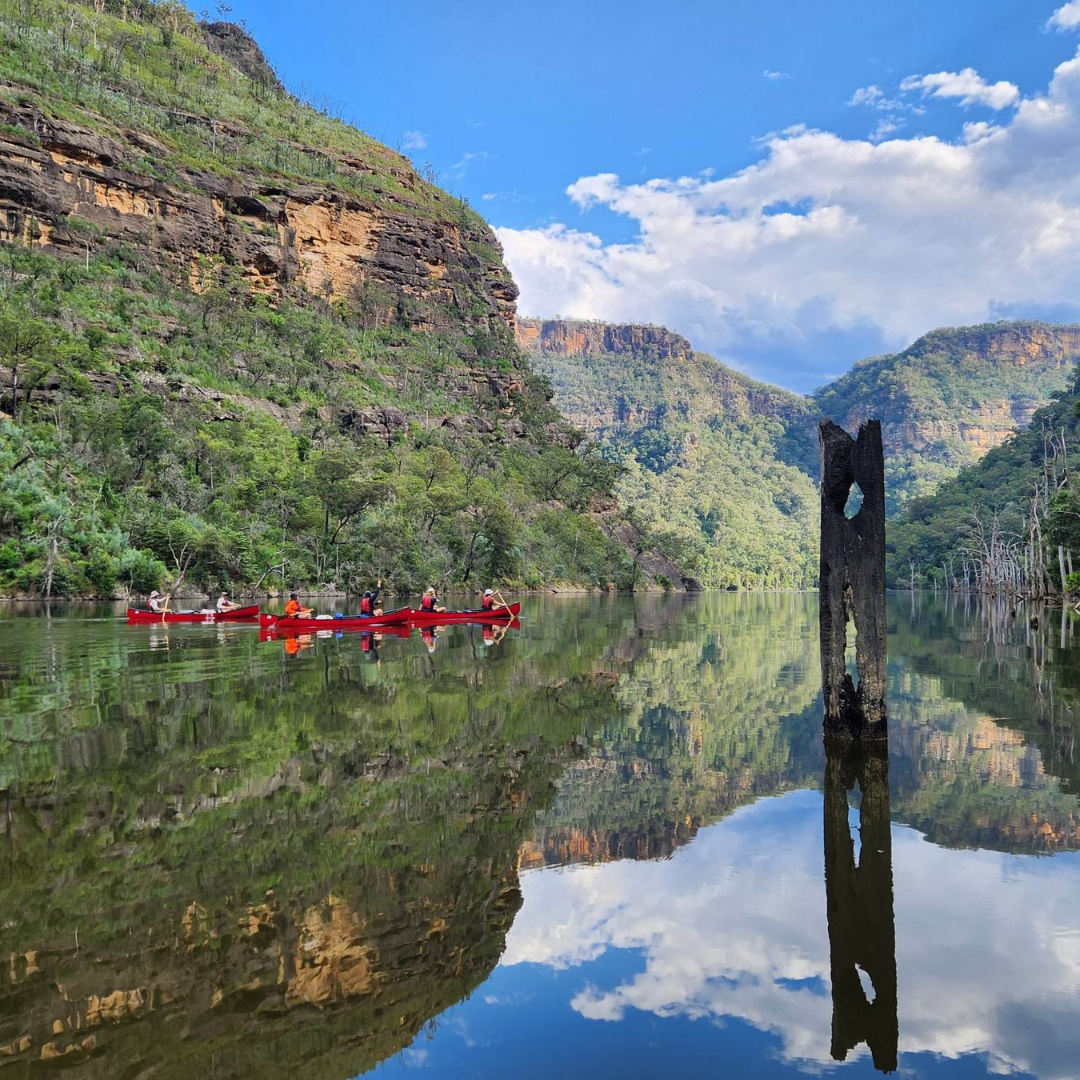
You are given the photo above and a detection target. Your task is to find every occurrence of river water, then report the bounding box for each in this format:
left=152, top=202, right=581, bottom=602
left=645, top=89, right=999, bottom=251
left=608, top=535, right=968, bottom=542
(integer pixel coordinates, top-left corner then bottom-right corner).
left=1, top=594, right=1078, bottom=1078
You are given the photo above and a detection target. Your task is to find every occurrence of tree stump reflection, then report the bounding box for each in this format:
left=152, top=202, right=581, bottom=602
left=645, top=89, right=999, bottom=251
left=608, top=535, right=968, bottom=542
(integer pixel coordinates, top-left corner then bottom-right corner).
left=824, top=737, right=898, bottom=1073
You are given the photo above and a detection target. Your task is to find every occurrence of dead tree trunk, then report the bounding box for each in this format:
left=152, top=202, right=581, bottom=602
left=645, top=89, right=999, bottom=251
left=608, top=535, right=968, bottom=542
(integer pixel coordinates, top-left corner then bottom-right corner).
left=824, top=736, right=898, bottom=1073
left=819, top=420, right=888, bottom=739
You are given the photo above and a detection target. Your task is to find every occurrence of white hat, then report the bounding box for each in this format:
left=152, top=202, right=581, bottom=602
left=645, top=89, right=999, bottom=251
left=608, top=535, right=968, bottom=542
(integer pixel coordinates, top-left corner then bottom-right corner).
left=484, top=638, right=495, bottom=646
left=484, top=588, right=494, bottom=595
left=150, top=590, right=159, bottom=597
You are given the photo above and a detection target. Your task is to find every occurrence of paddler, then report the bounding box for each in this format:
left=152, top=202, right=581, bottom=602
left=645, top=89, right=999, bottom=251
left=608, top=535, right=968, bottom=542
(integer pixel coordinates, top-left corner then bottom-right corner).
left=148, top=590, right=164, bottom=613
left=419, top=586, right=445, bottom=613
left=284, top=592, right=313, bottom=618
left=481, top=588, right=502, bottom=612
left=360, top=579, right=384, bottom=617
left=216, top=590, right=240, bottom=613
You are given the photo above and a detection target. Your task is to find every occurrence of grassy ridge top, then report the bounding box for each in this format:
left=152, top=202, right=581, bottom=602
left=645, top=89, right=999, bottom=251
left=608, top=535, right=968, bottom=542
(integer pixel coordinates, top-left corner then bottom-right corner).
left=0, top=0, right=482, bottom=224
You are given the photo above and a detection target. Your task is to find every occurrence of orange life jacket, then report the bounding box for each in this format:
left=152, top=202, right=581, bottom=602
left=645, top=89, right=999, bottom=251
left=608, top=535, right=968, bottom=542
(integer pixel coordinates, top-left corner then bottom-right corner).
left=285, top=599, right=301, bottom=617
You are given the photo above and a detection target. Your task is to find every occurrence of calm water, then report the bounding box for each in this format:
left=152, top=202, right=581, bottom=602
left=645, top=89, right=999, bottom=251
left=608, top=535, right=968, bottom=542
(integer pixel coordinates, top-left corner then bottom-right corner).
left=1, top=594, right=1079, bottom=1079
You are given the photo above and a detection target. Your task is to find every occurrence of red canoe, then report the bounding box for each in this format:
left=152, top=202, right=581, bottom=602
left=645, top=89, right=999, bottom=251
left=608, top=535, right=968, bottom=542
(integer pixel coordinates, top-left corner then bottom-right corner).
left=127, top=604, right=260, bottom=624
left=259, top=607, right=411, bottom=633
left=408, top=602, right=521, bottom=626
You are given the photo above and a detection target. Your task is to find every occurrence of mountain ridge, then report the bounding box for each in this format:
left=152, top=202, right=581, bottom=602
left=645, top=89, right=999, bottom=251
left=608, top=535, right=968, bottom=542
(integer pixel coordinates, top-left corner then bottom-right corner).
left=519, top=314, right=1079, bottom=493
left=517, top=315, right=1080, bottom=587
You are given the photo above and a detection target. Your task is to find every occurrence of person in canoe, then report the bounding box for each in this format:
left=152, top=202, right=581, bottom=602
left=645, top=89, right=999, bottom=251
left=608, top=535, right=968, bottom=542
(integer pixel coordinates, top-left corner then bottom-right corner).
left=360, top=579, right=383, bottom=617
left=419, top=587, right=445, bottom=613
left=148, top=590, right=165, bottom=612
left=284, top=592, right=313, bottom=618
left=481, top=588, right=509, bottom=612
left=216, top=591, right=241, bottom=613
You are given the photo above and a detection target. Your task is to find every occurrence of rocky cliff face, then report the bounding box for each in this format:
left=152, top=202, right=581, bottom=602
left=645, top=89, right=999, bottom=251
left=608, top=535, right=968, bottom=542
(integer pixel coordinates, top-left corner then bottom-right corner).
left=0, top=96, right=517, bottom=336
left=516, top=316, right=810, bottom=437
left=933, top=323, right=1080, bottom=369
left=516, top=317, right=692, bottom=362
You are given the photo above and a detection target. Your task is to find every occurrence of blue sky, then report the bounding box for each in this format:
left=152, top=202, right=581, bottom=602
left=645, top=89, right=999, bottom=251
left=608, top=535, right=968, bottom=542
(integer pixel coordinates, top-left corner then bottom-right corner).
left=224, top=1, right=1080, bottom=391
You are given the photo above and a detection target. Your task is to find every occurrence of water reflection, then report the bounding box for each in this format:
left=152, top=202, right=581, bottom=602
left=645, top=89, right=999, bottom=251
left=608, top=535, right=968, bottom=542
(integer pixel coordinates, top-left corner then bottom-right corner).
left=824, top=738, right=898, bottom=1073
left=1, top=595, right=1080, bottom=1077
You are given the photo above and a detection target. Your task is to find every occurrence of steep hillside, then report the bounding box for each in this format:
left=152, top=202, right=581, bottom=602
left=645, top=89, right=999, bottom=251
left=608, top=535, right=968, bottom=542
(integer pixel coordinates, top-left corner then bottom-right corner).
left=887, top=369, right=1080, bottom=589
left=520, top=317, right=1078, bottom=588
left=0, top=0, right=634, bottom=597
left=815, top=322, right=1078, bottom=513
left=518, top=318, right=819, bottom=588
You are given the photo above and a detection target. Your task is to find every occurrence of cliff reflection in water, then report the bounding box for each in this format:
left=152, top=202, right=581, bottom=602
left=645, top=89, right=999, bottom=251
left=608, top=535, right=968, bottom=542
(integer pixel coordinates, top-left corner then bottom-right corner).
left=0, top=603, right=626, bottom=1077
left=824, top=739, right=898, bottom=1073
left=1, top=594, right=1080, bottom=1077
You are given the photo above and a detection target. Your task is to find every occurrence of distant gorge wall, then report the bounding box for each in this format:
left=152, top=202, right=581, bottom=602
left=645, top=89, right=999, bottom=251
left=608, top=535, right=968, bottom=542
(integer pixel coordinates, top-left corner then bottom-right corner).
left=515, top=317, right=693, bottom=362
left=519, top=316, right=1080, bottom=469
left=837, top=324, right=1080, bottom=460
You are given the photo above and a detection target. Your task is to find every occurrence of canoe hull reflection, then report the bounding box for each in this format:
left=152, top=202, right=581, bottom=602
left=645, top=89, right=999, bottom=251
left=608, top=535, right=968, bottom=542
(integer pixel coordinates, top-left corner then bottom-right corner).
left=127, top=604, right=260, bottom=624
left=259, top=608, right=411, bottom=632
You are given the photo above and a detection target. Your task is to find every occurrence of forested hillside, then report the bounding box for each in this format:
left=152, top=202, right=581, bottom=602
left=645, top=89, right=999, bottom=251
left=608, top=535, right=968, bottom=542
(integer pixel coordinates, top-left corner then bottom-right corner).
left=888, top=368, right=1080, bottom=589
left=0, top=0, right=636, bottom=598
left=520, top=318, right=1079, bottom=589
left=518, top=319, right=819, bottom=589
left=816, top=322, right=1078, bottom=514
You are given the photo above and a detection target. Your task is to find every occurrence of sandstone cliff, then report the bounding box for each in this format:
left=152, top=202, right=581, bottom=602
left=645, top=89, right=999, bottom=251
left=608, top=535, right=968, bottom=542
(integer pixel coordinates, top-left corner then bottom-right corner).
left=0, top=94, right=516, bottom=336
left=516, top=317, right=693, bottom=362
left=517, top=317, right=811, bottom=439
left=830, top=324, right=1080, bottom=460
left=0, top=2, right=638, bottom=599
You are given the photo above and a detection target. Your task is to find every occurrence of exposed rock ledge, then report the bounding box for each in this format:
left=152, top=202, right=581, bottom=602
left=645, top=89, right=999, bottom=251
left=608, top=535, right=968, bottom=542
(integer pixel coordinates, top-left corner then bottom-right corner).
left=0, top=98, right=517, bottom=335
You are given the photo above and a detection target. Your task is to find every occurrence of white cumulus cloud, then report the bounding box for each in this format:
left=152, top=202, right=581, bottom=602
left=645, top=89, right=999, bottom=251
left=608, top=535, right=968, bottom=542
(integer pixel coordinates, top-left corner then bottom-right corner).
left=1048, top=1, right=1080, bottom=31
left=900, top=67, right=1021, bottom=110
left=401, top=130, right=427, bottom=151
left=870, top=116, right=904, bottom=142
left=497, top=46, right=1080, bottom=390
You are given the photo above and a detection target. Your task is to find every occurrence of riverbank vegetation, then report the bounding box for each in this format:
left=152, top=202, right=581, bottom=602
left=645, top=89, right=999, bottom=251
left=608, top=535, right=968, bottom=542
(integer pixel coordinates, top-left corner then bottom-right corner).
left=0, top=246, right=635, bottom=597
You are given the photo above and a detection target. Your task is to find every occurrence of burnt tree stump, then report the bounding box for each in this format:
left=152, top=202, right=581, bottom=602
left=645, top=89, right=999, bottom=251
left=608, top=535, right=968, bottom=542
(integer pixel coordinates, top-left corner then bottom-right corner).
left=819, top=419, right=887, bottom=739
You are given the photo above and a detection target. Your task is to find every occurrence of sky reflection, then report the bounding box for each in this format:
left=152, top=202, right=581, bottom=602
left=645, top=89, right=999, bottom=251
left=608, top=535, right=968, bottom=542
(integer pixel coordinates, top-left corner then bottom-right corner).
left=500, top=792, right=1080, bottom=1079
